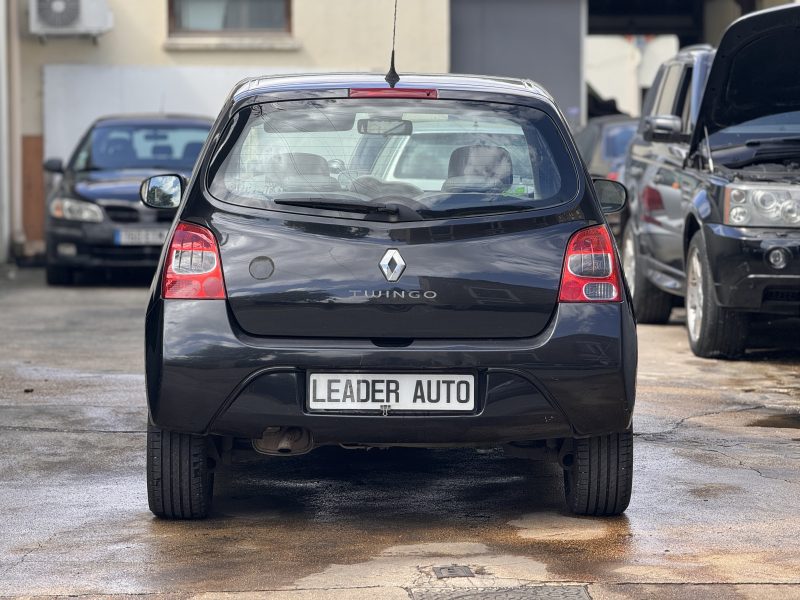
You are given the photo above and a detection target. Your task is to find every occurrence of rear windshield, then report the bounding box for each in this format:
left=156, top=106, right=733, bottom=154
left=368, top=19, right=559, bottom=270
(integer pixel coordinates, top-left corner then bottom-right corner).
left=207, top=99, right=577, bottom=220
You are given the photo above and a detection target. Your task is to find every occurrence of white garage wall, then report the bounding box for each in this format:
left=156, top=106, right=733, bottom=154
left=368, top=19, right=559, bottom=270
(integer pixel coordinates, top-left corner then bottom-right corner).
left=43, top=64, right=317, bottom=161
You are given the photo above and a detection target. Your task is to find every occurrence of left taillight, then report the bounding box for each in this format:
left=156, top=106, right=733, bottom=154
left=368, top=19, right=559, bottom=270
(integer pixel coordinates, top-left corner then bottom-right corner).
left=558, top=224, right=621, bottom=303
left=162, top=222, right=226, bottom=300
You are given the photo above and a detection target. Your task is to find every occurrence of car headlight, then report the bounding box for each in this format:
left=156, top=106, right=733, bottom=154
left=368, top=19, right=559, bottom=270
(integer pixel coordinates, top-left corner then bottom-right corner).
left=49, top=198, right=104, bottom=223
left=725, top=185, right=800, bottom=227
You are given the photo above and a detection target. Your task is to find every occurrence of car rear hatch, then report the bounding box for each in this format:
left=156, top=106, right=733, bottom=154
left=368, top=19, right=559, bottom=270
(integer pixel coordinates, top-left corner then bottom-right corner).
left=203, top=90, right=585, bottom=339
left=214, top=214, right=583, bottom=339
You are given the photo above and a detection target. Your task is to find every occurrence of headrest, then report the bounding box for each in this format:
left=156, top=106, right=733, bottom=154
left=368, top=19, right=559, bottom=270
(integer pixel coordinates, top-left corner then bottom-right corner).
left=152, top=144, right=173, bottom=158
left=267, top=153, right=330, bottom=178
left=447, top=145, right=513, bottom=185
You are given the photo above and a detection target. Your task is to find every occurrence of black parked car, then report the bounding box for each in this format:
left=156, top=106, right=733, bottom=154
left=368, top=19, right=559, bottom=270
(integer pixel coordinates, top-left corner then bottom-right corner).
left=624, top=5, right=800, bottom=358
left=574, top=115, right=638, bottom=238
left=44, top=114, right=213, bottom=284
left=140, top=73, right=636, bottom=519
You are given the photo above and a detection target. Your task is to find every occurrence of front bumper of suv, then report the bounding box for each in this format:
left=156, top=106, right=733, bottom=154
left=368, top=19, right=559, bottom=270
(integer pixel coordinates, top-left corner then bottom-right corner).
left=145, top=299, right=637, bottom=445
left=704, top=224, right=800, bottom=315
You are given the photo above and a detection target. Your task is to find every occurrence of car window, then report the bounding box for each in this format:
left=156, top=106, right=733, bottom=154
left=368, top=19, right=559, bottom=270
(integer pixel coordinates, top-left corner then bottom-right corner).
left=207, top=99, right=578, bottom=221
left=392, top=132, right=537, bottom=183
left=641, top=65, right=665, bottom=120
left=653, top=64, right=684, bottom=116
left=71, top=123, right=211, bottom=171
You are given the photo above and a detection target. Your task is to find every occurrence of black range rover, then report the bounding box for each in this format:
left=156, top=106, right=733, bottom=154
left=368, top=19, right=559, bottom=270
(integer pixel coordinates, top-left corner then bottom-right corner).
left=140, top=73, right=637, bottom=519
left=624, top=5, right=800, bottom=358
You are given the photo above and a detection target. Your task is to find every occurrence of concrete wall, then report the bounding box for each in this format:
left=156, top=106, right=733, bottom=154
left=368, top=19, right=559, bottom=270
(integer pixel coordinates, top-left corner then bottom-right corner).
left=20, top=0, right=450, bottom=137
left=585, top=36, right=641, bottom=117
left=12, top=0, right=449, bottom=253
left=450, top=0, right=586, bottom=125
left=704, top=0, right=742, bottom=46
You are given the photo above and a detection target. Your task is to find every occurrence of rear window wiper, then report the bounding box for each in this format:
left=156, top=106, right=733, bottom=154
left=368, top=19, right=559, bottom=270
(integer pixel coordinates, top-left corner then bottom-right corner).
left=274, top=198, right=425, bottom=221
left=273, top=197, right=412, bottom=217
left=422, top=203, right=534, bottom=218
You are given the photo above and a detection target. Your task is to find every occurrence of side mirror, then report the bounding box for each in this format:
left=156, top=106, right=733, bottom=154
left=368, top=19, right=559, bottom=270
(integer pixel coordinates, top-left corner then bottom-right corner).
left=43, top=158, right=64, bottom=173
left=593, top=178, right=628, bottom=214
left=140, top=174, right=185, bottom=209
left=642, top=115, right=683, bottom=143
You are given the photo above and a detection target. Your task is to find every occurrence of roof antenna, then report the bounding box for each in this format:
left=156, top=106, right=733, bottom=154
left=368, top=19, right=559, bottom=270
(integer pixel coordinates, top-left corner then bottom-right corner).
left=385, top=0, right=400, bottom=88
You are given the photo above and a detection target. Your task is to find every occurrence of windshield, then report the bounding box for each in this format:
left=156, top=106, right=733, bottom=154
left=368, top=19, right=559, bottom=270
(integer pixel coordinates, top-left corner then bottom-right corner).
left=72, top=123, right=211, bottom=171
left=710, top=111, right=800, bottom=149
left=207, top=99, right=577, bottom=220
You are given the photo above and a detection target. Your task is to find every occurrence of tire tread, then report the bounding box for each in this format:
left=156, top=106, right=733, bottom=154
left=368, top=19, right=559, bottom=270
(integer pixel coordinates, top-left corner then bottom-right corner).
left=147, top=425, right=212, bottom=519
left=565, top=431, right=632, bottom=516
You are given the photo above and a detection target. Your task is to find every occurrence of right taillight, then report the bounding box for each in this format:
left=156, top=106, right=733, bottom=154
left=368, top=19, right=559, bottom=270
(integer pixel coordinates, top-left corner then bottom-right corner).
left=162, top=222, right=226, bottom=300
left=558, top=224, right=620, bottom=303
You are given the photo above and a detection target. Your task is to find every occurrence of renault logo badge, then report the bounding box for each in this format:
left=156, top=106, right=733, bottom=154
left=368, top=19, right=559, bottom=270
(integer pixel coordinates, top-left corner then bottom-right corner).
left=379, top=248, right=406, bottom=282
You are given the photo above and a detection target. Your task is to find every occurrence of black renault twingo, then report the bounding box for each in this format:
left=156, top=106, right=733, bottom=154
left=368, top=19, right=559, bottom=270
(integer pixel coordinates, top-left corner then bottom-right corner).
left=141, top=73, right=636, bottom=519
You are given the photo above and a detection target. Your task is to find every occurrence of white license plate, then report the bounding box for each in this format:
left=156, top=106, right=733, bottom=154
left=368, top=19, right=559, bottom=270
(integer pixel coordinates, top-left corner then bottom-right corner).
left=308, top=373, right=475, bottom=412
left=114, top=228, right=169, bottom=246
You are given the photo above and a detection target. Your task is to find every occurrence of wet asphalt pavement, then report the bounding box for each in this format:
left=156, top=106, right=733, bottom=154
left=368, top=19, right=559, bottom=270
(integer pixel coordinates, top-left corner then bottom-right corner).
left=1, top=267, right=799, bottom=599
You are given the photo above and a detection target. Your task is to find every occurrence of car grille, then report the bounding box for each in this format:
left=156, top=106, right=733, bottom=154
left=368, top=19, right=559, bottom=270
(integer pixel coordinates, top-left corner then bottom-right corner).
left=104, top=205, right=140, bottom=223
left=763, top=287, right=800, bottom=303
left=90, top=246, right=163, bottom=262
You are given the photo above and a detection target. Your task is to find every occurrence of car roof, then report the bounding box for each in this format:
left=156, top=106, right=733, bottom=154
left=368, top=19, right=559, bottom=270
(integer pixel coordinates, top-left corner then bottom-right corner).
left=232, top=73, right=555, bottom=104
left=92, top=114, right=215, bottom=128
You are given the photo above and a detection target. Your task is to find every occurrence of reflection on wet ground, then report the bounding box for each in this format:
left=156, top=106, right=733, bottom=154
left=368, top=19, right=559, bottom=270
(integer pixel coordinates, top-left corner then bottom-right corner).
left=748, top=414, right=800, bottom=429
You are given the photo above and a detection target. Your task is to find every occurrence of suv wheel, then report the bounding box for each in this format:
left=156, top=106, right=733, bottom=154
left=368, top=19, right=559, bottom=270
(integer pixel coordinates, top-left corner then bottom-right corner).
left=45, top=264, right=75, bottom=286
left=685, top=233, right=748, bottom=359
left=147, top=425, right=214, bottom=519
left=563, top=431, right=633, bottom=516
left=622, top=224, right=672, bottom=324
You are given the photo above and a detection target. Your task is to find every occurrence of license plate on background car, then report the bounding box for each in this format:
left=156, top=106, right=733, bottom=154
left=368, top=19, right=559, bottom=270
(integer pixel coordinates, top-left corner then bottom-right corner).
left=308, top=373, right=475, bottom=412
left=114, top=229, right=169, bottom=246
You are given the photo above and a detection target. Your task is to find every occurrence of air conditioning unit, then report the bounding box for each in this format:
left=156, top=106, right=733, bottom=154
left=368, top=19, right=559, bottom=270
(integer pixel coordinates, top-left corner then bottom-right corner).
left=29, top=0, right=114, bottom=39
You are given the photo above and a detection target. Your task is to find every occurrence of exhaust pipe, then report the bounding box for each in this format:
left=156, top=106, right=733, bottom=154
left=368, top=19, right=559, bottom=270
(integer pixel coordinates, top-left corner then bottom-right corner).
left=277, top=428, right=302, bottom=454
left=253, top=427, right=313, bottom=456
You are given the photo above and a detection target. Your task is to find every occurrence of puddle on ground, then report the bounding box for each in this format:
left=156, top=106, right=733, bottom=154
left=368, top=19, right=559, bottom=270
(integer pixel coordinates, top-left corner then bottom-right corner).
left=748, top=414, right=800, bottom=429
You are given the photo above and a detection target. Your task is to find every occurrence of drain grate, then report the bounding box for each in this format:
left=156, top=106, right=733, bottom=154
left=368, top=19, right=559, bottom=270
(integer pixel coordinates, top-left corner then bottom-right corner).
left=411, top=586, right=592, bottom=600
left=434, top=565, right=475, bottom=579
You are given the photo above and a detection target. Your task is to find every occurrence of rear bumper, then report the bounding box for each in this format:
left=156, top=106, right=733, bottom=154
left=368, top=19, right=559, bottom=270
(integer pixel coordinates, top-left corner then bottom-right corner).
left=705, top=224, right=800, bottom=315
left=145, top=300, right=637, bottom=444
left=47, top=221, right=166, bottom=269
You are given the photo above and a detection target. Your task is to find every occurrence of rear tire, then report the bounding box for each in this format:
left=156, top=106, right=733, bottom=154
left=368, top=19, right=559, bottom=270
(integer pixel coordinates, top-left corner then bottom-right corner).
left=563, top=431, right=633, bottom=516
left=622, top=223, right=673, bottom=324
left=45, top=264, right=75, bottom=286
left=685, top=233, right=748, bottom=359
left=147, top=425, right=214, bottom=519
